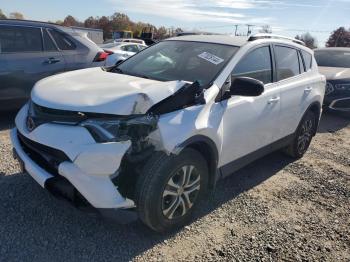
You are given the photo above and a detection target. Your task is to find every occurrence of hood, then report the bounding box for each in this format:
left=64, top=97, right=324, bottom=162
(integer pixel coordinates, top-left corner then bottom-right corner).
left=318, top=66, right=350, bottom=80
left=31, top=67, right=187, bottom=115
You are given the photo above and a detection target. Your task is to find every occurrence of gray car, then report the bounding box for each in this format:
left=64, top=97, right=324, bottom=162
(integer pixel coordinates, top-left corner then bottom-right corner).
left=315, top=47, right=350, bottom=114
left=0, top=19, right=108, bottom=110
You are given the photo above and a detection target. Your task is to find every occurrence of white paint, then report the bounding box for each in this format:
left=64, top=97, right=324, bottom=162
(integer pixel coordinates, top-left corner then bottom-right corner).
left=12, top=36, right=326, bottom=211
left=31, top=67, right=187, bottom=115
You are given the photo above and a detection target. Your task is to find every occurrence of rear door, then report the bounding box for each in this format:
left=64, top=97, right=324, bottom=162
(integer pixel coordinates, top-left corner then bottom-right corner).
left=0, top=24, right=65, bottom=107
left=273, top=45, right=313, bottom=137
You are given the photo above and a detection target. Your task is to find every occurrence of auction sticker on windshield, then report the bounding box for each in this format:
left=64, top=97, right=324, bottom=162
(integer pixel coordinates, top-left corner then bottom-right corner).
left=198, top=52, right=224, bottom=65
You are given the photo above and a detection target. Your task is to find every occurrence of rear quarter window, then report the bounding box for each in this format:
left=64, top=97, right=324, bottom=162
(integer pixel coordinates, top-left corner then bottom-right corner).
left=301, top=50, right=312, bottom=71
left=48, top=29, right=76, bottom=50
left=0, top=25, right=43, bottom=53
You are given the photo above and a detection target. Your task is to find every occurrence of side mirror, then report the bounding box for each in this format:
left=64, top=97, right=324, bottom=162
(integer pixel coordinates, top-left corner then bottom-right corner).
left=230, top=77, right=264, bottom=97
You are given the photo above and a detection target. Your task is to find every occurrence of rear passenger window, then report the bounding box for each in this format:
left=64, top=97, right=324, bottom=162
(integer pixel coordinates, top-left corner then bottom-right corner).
left=232, top=46, right=272, bottom=84
left=301, top=50, right=312, bottom=71
left=275, top=46, right=300, bottom=81
left=43, top=29, right=57, bottom=51
left=48, top=29, right=76, bottom=50
left=0, top=25, right=43, bottom=53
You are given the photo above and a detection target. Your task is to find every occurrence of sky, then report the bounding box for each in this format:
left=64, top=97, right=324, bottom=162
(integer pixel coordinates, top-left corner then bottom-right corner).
left=1, top=0, right=350, bottom=46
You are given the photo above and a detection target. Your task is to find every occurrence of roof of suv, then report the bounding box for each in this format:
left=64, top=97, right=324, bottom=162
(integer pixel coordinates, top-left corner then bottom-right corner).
left=167, top=35, right=248, bottom=47
left=0, top=19, right=73, bottom=33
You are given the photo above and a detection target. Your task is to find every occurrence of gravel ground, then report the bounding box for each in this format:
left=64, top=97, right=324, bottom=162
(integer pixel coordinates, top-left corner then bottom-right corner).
left=0, top=111, right=349, bottom=262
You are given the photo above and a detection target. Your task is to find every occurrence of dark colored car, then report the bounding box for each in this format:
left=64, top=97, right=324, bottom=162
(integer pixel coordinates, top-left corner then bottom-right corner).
left=0, top=19, right=109, bottom=110
left=315, top=47, right=350, bottom=114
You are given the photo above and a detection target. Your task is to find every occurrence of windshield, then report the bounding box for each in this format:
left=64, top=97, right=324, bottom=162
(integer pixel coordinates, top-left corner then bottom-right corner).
left=315, top=50, right=350, bottom=68
left=117, top=40, right=238, bottom=86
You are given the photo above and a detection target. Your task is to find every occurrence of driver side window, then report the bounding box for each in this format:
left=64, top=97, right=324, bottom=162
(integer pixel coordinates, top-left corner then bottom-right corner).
left=232, top=46, right=272, bottom=84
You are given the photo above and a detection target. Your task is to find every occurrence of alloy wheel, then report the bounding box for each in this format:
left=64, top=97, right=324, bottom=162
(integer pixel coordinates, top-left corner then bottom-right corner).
left=162, top=165, right=201, bottom=220
left=297, top=119, right=313, bottom=154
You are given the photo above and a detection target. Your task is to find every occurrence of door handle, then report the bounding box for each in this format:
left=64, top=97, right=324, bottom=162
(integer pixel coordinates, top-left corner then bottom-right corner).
left=44, top=57, right=60, bottom=64
left=304, top=87, right=313, bottom=93
left=268, top=97, right=280, bottom=104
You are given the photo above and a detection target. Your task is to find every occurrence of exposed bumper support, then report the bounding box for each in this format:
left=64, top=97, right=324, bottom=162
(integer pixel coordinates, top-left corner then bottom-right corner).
left=11, top=128, right=136, bottom=223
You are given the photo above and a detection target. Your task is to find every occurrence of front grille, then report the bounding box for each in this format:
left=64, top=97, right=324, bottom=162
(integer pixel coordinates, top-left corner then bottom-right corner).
left=18, top=132, right=70, bottom=175
left=29, top=102, right=87, bottom=129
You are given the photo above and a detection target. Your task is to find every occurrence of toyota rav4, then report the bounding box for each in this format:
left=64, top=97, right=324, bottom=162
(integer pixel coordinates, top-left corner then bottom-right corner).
left=11, top=34, right=326, bottom=232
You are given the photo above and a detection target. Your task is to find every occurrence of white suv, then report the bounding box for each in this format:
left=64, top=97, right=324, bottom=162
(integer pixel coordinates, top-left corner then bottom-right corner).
left=11, top=34, right=325, bottom=232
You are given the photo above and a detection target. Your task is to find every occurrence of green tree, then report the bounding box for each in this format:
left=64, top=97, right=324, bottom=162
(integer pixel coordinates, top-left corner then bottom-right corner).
left=326, top=27, right=350, bottom=47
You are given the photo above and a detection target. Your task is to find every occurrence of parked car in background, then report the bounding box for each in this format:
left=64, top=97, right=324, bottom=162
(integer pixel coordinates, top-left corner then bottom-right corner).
left=0, top=19, right=110, bottom=110
left=101, top=42, right=147, bottom=66
left=12, top=34, right=325, bottom=232
left=103, top=38, right=146, bottom=45
left=315, top=47, right=350, bottom=113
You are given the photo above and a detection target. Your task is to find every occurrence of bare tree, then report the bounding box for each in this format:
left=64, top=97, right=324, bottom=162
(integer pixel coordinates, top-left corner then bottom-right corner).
left=295, top=33, right=318, bottom=49
left=62, top=15, right=81, bottom=27
left=0, top=9, right=6, bottom=19
left=259, top=25, right=272, bottom=34
left=326, top=27, right=350, bottom=47
left=9, top=12, right=24, bottom=19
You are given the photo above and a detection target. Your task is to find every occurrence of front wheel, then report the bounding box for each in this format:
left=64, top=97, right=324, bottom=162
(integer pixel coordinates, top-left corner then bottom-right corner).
left=135, top=148, right=208, bottom=232
left=284, top=110, right=317, bottom=158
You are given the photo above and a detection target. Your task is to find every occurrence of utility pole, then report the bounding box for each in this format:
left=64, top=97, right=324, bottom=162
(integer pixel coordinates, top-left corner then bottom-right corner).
left=234, top=24, right=239, bottom=36
left=246, top=24, right=254, bottom=36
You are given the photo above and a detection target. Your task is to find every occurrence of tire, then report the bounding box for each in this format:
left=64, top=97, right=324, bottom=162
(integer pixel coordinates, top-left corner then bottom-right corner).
left=284, top=110, right=317, bottom=159
left=135, top=148, right=209, bottom=233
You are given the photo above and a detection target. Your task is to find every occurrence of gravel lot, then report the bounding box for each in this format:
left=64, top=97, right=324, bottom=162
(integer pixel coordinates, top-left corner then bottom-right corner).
left=0, top=111, right=349, bottom=262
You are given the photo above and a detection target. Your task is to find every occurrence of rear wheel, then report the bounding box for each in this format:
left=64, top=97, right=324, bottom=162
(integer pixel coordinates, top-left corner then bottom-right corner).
left=284, top=110, right=317, bottom=158
left=135, top=148, right=208, bottom=232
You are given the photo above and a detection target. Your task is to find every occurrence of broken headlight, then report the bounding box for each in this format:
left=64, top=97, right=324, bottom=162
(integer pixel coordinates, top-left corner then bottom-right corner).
left=80, top=115, right=158, bottom=143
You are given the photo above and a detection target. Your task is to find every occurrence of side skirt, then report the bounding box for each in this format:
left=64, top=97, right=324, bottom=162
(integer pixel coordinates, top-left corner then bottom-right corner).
left=219, top=133, right=294, bottom=179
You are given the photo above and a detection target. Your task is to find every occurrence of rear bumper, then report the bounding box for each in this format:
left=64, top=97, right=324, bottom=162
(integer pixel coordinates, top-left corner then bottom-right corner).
left=11, top=126, right=137, bottom=223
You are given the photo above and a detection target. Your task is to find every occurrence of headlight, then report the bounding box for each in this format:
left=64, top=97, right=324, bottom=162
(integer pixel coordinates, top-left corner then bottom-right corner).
left=335, top=83, right=350, bottom=91
left=80, top=115, right=158, bottom=143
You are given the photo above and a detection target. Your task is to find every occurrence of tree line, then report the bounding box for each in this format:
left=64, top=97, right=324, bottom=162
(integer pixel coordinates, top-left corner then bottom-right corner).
left=1, top=8, right=350, bottom=47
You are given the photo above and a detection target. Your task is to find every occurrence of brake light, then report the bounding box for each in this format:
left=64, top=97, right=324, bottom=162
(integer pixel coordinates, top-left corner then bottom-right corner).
left=93, top=51, right=110, bottom=62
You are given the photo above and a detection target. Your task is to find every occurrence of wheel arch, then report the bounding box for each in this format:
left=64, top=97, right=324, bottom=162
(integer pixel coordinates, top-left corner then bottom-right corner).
left=178, top=135, right=219, bottom=191
left=305, top=101, right=322, bottom=135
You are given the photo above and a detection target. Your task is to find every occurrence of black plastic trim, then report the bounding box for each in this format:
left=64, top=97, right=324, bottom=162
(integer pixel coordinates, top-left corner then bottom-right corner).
left=219, top=134, right=294, bottom=178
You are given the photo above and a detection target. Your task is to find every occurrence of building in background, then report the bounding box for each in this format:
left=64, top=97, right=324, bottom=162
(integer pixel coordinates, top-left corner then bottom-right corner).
left=71, top=26, right=103, bottom=44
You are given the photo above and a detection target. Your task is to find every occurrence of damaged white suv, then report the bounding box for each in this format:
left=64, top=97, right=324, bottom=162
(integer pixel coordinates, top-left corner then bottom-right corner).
left=12, top=34, right=325, bottom=232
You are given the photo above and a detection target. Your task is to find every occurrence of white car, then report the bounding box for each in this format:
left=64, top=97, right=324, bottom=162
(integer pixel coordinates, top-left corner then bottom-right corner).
left=104, top=38, right=146, bottom=45
left=100, top=42, right=147, bottom=66
left=12, top=34, right=325, bottom=232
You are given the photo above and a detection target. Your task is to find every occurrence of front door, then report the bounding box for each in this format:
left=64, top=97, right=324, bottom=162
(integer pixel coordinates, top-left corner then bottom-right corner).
left=219, top=45, right=281, bottom=174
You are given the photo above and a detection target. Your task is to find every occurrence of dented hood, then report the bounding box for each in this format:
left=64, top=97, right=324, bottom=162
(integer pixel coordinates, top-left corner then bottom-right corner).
left=31, top=67, right=186, bottom=115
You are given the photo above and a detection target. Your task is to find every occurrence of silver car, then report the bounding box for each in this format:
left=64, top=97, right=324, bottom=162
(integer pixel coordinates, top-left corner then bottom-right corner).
left=0, top=19, right=108, bottom=110
left=102, top=42, right=147, bottom=66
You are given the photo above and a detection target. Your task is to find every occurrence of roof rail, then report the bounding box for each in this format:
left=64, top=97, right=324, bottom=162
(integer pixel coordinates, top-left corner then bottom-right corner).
left=248, top=33, right=305, bottom=46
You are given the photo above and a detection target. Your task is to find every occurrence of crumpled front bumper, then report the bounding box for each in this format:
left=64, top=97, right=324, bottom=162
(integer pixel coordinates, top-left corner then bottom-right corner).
left=11, top=105, right=137, bottom=222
